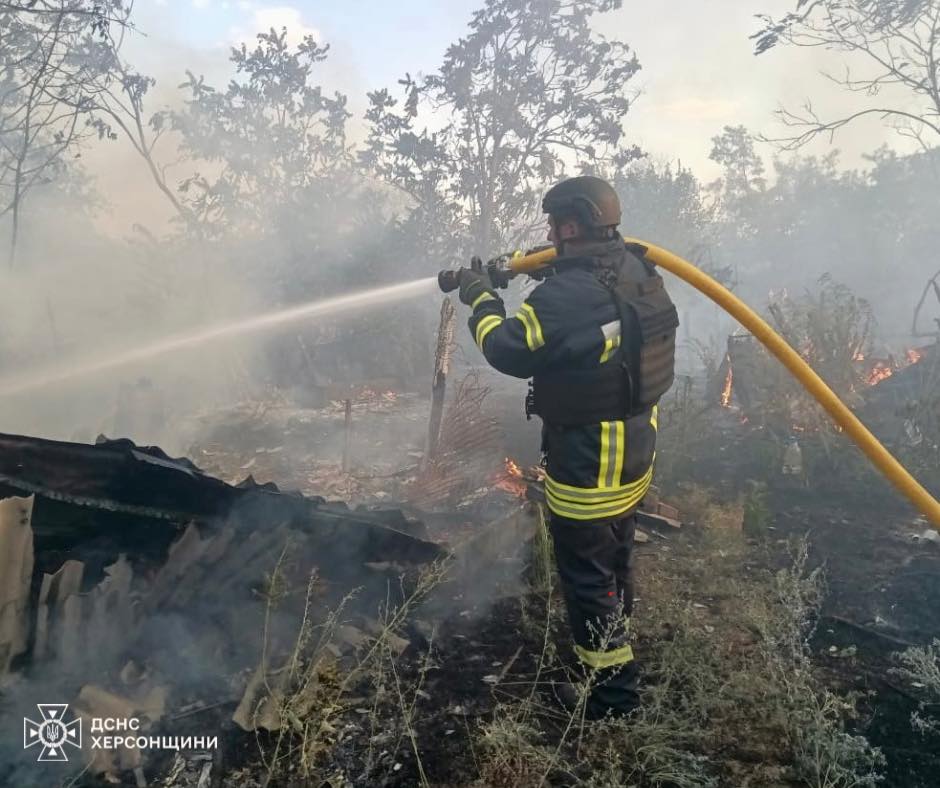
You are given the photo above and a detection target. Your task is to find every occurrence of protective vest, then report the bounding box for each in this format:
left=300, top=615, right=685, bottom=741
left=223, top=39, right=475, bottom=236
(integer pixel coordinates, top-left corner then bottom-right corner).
left=528, top=243, right=678, bottom=426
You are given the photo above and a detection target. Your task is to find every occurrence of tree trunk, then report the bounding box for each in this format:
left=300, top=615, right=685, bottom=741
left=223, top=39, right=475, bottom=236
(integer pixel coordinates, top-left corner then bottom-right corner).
left=423, top=297, right=456, bottom=468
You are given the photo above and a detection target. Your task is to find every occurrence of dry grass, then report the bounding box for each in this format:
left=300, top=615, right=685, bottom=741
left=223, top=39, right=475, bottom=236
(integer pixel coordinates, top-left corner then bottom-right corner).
left=735, top=541, right=883, bottom=788
left=892, top=638, right=940, bottom=739
left=230, top=488, right=884, bottom=787
left=249, top=544, right=453, bottom=786
left=474, top=495, right=884, bottom=788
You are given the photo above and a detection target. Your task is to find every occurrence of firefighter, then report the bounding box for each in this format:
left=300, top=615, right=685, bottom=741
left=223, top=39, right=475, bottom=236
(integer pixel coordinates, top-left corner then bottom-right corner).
left=455, top=175, right=677, bottom=719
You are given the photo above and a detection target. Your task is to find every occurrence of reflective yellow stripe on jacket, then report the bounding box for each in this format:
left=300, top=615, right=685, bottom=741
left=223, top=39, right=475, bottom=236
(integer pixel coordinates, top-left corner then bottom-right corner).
left=516, top=303, right=545, bottom=351
left=475, top=315, right=503, bottom=349
left=471, top=291, right=497, bottom=310
left=598, top=420, right=625, bottom=487
left=599, top=335, right=621, bottom=364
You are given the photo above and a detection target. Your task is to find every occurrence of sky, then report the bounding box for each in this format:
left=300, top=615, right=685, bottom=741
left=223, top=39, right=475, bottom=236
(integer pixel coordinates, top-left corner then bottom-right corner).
left=86, top=0, right=920, bottom=233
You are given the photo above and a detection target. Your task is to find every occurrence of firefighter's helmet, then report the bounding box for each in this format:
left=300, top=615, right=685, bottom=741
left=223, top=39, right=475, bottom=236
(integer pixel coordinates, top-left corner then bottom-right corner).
left=541, top=175, right=621, bottom=228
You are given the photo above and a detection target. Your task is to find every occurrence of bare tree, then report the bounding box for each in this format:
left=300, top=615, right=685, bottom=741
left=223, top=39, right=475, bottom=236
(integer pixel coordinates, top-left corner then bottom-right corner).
left=0, top=0, right=131, bottom=266
left=754, top=0, right=934, bottom=53
left=912, top=267, right=940, bottom=336
left=78, top=29, right=201, bottom=234
left=754, top=0, right=940, bottom=151
left=0, top=1, right=128, bottom=21
left=2, top=1, right=205, bottom=246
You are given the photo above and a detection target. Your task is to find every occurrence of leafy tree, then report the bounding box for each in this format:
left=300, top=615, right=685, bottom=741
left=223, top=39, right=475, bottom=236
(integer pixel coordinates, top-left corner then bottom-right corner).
left=710, top=126, right=766, bottom=200
left=708, top=125, right=768, bottom=243
left=708, top=143, right=940, bottom=334
left=63, top=20, right=221, bottom=236
left=361, top=0, right=642, bottom=261
left=611, top=160, right=717, bottom=268
left=607, top=159, right=730, bottom=373
left=170, top=29, right=352, bottom=239
left=715, top=151, right=868, bottom=305
left=161, top=29, right=431, bottom=383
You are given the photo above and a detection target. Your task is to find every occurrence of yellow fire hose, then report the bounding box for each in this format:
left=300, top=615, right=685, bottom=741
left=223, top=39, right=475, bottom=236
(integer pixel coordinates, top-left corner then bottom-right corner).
left=505, top=238, right=940, bottom=529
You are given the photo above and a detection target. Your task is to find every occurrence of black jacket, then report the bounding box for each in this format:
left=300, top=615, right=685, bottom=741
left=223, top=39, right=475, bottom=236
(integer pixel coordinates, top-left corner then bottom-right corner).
left=468, top=236, right=657, bottom=521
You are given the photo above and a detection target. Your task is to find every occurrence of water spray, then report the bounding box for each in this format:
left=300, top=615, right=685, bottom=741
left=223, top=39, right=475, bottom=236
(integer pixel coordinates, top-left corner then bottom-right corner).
left=439, top=240, right=940, bottom=528
left=0, top=278, right=438, bottom=398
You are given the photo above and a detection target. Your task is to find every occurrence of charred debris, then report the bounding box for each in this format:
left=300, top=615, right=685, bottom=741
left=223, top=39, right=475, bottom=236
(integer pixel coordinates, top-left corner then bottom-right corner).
left=1, top=293, right=939, bottom=787
left=0, top=354, right=688, bottom=787
left=0, top=430, right=444, bottom=753
left=3, top=321, right=940, bottom=788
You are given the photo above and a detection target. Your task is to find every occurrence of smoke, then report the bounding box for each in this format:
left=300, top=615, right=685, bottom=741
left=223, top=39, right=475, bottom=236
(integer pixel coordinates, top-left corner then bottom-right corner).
left=1, top=4, right=939, bottom=782
left=0, top=278, right=437, bottom=401
left=0, top=109, right=441, bottom=452
left=4, top=0, right=933, bottom=456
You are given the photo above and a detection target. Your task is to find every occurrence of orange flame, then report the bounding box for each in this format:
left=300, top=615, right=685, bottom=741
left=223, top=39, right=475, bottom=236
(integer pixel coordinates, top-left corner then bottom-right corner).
left=867, top=362, right=894, bottom=386
left=720, top=364, right=733, bottom=407
left=493, top=457, right=528, bottom=497
left=858, top=347, right=924, bottom=388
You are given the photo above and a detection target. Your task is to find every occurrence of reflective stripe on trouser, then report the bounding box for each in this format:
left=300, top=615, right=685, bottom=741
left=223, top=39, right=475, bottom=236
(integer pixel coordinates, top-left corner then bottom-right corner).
left=549, top=511, right=639, bottom=711
left=575, top=642, right=634, bottom=669
left=545, top=463, right=653, bottom=520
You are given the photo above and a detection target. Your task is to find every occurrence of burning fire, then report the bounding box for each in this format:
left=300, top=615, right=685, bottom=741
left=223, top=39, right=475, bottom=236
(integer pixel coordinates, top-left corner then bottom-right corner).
left=860, top=348, right=924, bottom=387
left=493, top=457, right=528, bottom=497
left=866, top=361, right=894, bottom=386
left=720, top=363, right=733, bottom=408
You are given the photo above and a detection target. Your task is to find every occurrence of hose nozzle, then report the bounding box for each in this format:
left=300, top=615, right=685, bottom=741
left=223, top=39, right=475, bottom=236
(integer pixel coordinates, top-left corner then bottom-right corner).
left=438, top=270, right=460, bottom=293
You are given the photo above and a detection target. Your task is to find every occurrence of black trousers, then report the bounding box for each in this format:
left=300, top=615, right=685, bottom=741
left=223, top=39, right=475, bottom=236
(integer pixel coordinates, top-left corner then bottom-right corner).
left=549, top=510, right=639, bottom=711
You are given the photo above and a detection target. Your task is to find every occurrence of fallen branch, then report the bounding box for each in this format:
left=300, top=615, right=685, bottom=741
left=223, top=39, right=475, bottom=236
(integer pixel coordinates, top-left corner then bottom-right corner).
left=824, top=614, right=916, bottom=649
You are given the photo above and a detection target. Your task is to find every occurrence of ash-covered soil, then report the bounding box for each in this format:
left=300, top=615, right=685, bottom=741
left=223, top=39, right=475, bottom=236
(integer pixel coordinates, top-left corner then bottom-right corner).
left=9, top=387, right=939, bottom=788
left=767, top=489, right=940, bottom=787
left=134, top=491, right=940, bottom=788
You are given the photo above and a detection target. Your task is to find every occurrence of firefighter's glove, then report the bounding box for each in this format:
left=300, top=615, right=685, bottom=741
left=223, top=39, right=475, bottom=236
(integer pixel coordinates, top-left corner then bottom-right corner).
left=458, top=268, right=496, bottom=308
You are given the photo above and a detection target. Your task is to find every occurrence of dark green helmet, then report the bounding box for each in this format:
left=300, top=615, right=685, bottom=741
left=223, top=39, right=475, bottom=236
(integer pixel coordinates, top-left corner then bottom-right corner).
left=541, top=175, right=621, bottom=228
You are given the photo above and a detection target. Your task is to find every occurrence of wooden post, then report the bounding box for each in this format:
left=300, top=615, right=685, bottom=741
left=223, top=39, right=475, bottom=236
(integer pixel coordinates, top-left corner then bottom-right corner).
left=342, top=398, right=352, bottom=472
left=0, top=496, right=34, bottom=677
left=424, top=298, right=456, bottom=468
